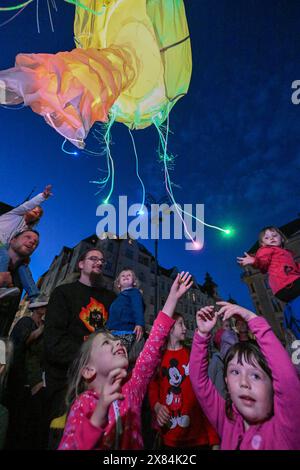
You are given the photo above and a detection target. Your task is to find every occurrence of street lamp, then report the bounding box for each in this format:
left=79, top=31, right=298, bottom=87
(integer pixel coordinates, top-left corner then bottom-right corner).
left=144, top=193, right=169, bottom=319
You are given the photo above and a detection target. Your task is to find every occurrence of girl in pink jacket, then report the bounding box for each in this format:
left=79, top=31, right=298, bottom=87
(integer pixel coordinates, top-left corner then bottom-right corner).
left=237, top=226, right=300, bottom=338
left=58, top=272, right=192, bottom=450
left=189, top=302, right=300, bottom=450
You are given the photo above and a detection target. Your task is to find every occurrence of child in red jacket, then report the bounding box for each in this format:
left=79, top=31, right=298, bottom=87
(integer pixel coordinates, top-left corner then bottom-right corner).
left=148, top=313, right=219, bottom=449
left=237, top=226, right=300, bottom=338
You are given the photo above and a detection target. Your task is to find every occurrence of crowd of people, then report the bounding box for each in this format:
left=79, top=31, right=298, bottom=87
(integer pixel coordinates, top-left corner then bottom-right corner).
left=0, top=187, right=300, bottom=451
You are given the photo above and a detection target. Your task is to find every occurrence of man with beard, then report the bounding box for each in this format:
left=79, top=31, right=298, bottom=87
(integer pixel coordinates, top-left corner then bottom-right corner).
left=0, top=230, right=40, bottom=336
left=44, top=248, right=116, bottom=432
left=0, top=185, right=52, bottom=301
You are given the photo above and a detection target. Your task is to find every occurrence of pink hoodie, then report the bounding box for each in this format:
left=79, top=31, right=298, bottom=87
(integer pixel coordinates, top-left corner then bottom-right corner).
left=190, top=316, right=300, bottom=450
left=58, top=311, right=174, bottom=450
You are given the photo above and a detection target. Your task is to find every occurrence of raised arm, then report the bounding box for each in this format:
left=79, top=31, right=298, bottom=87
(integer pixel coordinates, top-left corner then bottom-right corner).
left=217, top=301, right=300, bottom=448
left=7, top=186, right=52, bottom=216
left=189, top=306, right=226, bottom=436
left=5, top=193, right=45, bottom=216
left=237, top=247, right=273, bottom=274
left=237, top=252, right=255, bottom=267
left=129, top=272, right=193, bottom=402
left=128, top=311, right=174, bottom=403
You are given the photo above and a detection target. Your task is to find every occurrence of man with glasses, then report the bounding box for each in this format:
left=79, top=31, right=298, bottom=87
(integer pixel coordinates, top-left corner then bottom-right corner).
left=44, top=247, right=116, bottom=437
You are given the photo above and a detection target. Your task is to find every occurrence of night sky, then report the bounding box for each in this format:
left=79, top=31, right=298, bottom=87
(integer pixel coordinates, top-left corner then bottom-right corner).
left=0, top=0, right=300, bottom=309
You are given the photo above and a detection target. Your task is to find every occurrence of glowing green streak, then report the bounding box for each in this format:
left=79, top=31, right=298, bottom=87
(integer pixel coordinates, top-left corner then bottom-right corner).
left=103, top=115, right=115, bottom=202
left=64, top=0, right=105, bottom=16
left=61, top=139, right=78, bottom=156
left=90, top=129, right=111, bottom=191
left=90, top=114, right=116, bottom=202
left=0, top=1, right=33, bottom=11
left=128, top=129, right=146, bottom=214
left=82, top=147, right=102, bottom=156
left=154, top=110, right=230, bottom=237
left=153, top=111, right=195, bottom=245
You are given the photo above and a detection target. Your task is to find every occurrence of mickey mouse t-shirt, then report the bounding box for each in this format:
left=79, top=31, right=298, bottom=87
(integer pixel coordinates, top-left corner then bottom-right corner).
left=148, top=347, right=219, bottom=447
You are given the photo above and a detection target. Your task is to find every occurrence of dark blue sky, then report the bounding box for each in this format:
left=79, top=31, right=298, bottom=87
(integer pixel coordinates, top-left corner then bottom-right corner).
left=1, top=0, right=300, bottom=309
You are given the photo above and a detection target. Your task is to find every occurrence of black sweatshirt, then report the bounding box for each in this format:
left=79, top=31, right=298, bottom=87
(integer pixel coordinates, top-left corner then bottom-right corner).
left=44, top=280, right=116, bottom=390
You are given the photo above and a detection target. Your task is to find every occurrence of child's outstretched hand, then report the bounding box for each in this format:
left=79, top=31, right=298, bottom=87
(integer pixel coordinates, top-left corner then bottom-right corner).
left=170, top=272, right=193, bottom=300
left=196, top=306, right=218, bottom=337
left=43, top=184, right=53, bottom=199
left=91, top=368, right=127, bottom=428
left=237, top=252, right=255, bottom=267
left=216, top=301, right=256, bottom=323
left=162, top=272, right=193, bottom=318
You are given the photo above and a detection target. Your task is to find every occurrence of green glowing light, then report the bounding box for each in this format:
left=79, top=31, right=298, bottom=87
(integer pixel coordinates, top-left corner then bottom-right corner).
left=90, top=112, right=116, bottom=200
left=223, top=227, right=234, bottom=237
left=159, top=153, right=174, bottom=163
left=0, top=1, right=33, bottom=11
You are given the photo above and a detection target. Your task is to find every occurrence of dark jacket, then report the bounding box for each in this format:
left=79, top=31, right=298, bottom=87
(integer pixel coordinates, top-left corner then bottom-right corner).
left=106, top=288, right=144, bottom=331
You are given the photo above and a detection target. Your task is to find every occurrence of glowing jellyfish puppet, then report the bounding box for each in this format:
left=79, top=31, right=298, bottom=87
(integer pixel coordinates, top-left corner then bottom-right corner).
left=0, top=0, right=232, bottom=241
left=0, top=0, right=192, bottom=147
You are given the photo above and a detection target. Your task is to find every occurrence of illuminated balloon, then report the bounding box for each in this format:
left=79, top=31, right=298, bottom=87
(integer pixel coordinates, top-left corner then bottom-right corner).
left=0, top=0, right=192, bottom=147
